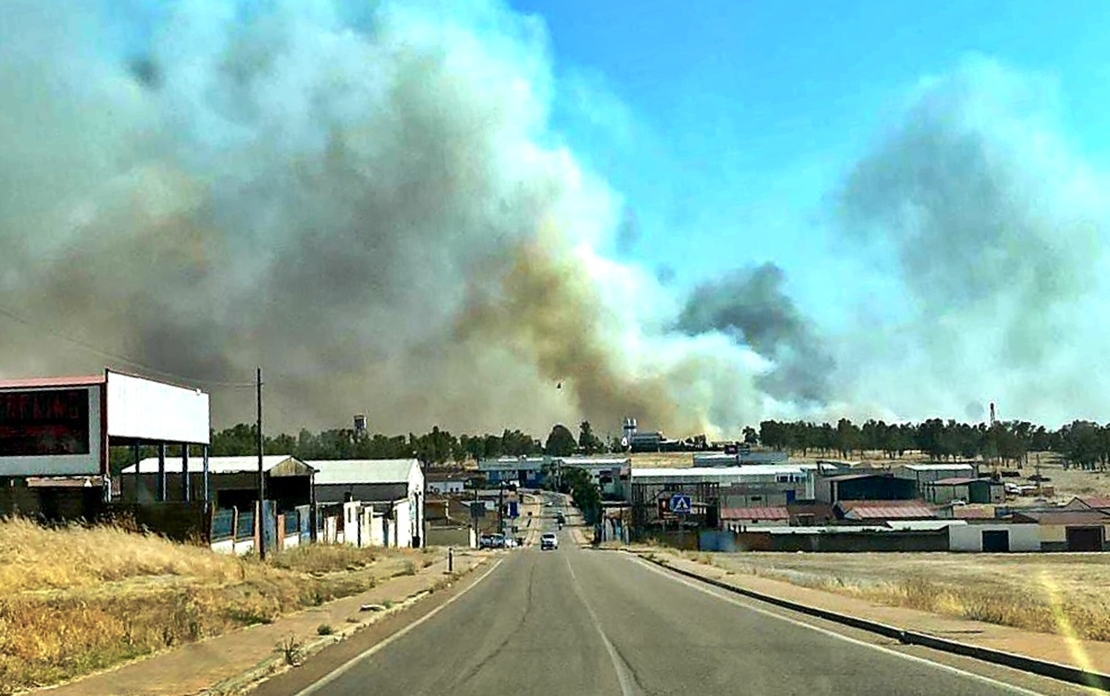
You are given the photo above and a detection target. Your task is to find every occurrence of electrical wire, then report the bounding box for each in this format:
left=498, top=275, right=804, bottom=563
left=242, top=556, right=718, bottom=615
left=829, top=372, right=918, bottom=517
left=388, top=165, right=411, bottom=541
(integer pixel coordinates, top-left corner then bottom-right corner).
left=0, top=303, right=257, bottom=389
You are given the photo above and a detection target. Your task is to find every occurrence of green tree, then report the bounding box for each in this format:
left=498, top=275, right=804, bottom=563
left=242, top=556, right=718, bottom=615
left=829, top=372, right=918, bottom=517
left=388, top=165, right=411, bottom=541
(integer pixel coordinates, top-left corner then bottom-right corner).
left=544, top=424, right=577, bottom=457
left=742, top=426, right=758, bottom=445
left=578, top=420, right=604, bottom=455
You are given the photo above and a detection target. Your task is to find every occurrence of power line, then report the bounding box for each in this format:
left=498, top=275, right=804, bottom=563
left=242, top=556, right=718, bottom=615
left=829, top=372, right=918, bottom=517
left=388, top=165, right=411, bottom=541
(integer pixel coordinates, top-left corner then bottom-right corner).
left=0, top=302, right=256, bottom=389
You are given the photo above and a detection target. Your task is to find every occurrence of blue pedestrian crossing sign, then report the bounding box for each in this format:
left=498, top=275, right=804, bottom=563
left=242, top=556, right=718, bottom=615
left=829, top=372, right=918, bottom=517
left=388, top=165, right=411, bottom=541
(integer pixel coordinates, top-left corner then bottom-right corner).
left=670, top=494, right=692, bottom=515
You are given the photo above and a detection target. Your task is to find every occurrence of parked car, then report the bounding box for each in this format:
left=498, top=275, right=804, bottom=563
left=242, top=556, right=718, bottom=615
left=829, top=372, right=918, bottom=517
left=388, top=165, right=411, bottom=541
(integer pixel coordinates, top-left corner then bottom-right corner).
left=540, top=532, right=558, bottom=551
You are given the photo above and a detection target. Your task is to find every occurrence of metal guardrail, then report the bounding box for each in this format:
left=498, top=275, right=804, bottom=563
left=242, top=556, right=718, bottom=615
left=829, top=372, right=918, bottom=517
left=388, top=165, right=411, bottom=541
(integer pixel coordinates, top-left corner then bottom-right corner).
left=630, top=551, right=1110, bottom=692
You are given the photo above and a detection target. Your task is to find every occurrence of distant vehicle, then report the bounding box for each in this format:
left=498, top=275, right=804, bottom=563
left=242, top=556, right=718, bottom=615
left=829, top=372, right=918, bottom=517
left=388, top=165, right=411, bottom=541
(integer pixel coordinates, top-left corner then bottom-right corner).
left=545, top=501, right=554, bottom=507
left=555, top=512, right=566, bottom=524
left=479, top=533, right=507, bottom=549
left=540, top=533, right=558, bottom=551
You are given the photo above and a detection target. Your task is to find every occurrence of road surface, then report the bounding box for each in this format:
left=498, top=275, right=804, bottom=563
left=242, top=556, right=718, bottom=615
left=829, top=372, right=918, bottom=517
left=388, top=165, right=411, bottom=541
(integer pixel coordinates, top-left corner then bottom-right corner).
left=257, top=496, right=1088, bottom=696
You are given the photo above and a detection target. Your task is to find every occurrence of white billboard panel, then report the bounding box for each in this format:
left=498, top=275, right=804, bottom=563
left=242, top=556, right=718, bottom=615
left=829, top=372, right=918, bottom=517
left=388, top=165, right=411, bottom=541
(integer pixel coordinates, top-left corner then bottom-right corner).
left=106, top=371, right=210, bottom=445
left=0, top=385, right=102, bottom=476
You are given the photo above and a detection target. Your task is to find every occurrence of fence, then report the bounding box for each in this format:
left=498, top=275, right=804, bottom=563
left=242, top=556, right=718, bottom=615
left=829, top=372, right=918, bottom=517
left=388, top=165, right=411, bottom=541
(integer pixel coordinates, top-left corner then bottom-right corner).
left=212, top=509, right=235, bottom=541
left=236, top=510, right=255, bottom=540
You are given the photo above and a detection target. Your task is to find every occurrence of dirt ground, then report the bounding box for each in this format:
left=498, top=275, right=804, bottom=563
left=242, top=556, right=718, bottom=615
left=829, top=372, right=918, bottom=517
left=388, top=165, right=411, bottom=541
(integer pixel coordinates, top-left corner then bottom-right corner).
left=677, top=549, right=1110, bottom=640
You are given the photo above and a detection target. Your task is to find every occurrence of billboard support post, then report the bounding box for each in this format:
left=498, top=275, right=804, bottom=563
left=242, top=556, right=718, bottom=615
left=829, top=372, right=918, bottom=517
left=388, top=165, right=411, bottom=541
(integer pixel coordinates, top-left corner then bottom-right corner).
left=182, top=445, right=190, bottom=502
left=157, top=442, right=167, bottom=502
left=202, top=444, right=210, bottom=503
left=256, top=367, right=265, bottom=561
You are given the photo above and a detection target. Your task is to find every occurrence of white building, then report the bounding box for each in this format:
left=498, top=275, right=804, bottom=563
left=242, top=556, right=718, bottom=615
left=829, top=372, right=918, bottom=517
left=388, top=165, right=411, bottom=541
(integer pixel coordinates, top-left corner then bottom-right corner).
left=948, top=522, right=1041, bottom=552
left=308, top=459, right=425, bottom=548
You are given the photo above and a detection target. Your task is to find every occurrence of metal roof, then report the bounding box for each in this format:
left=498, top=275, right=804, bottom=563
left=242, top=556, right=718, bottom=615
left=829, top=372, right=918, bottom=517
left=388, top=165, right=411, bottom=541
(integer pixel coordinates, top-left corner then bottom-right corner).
left=721, top=506, right=790, bottom=520
left=840, top=502, right=936, bottom=520
left=631, top=464, right=816, bottom=479
left=885, top=520, right=967, bottom=530
left=307, top=459, right=421, bottom=486
left=0, top=374, right=106, bottom=388
left=1013, top=510, right=1110, bottom=525
left=900, top=463, right=975, bottom=471
left=929, top=477, right=980, bottom=486
left=126, top=455, right=308, bottom=475
left=1070, top=496, right=1110, bottom=510
left=825, top=472, right=897, bottom=481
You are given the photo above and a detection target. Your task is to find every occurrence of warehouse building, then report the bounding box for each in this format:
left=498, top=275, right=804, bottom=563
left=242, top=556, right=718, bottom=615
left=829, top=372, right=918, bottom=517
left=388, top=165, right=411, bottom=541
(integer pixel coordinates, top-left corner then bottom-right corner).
left=122, top=455, right=314, bottom=512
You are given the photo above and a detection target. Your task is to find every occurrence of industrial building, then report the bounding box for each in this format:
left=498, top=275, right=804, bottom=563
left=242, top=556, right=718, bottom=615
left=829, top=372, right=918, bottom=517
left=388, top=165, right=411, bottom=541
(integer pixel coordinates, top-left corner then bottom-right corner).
left=307, top=459, right=425, bottom=548
left=895, top=463, right=978, bottom=493
left=1011, top=509, right=1110, bottom=551
left=121, top=455, right=315, bottom=512
left=923, top=477, right=1005, bottom=505
left=478, top=456, right=548, bottom=487
left=814, top=472, right=917, bottom=504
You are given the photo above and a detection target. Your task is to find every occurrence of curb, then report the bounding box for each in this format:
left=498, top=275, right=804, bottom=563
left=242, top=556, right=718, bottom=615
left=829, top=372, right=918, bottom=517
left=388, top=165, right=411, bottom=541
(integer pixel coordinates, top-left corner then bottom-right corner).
left=627, top=551, right=1110, bottom=692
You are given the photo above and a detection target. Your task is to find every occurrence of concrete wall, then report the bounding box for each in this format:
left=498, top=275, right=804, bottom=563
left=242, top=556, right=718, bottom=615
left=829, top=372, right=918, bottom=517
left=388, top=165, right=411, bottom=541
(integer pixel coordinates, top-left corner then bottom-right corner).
left=731, top=529, right=950, bottom=552
left=107, top=502, right=212, bottom=543
left=425, top=526, right=475, bottom=548
left=0, top=486, right=103, bottom=522
left=949, top=524, right=1040, bottom=552
left=723, top=519, right=788, bottom=532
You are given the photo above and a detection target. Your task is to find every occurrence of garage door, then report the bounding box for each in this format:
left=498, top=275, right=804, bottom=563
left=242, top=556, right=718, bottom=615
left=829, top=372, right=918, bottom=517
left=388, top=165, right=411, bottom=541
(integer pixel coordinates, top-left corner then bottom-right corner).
left=1066, top=526, right=1103, bottom=551
left=981, top=529, right=1009, bottom=552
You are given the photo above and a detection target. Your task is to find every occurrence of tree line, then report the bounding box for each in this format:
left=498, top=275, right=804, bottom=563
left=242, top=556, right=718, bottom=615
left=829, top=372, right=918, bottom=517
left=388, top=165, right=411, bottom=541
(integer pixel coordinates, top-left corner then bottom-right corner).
left=756, top=418, right=1110, bottom=469
left=112, top=416, right=1110, bottom=471
left=201, top=420, right=610, bottom=466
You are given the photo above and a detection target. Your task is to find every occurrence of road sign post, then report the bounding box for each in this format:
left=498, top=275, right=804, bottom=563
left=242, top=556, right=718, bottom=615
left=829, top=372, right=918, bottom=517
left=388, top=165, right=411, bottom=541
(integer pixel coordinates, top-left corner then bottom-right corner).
left=670, top=494, right=692, bottom=548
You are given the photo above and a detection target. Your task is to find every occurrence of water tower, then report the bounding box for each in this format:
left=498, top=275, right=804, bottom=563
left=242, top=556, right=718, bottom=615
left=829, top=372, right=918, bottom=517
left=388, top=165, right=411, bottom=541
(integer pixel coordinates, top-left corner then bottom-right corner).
left=353, top=413, right=368, bottom=435
left=622, top=417, right=637, bottom=448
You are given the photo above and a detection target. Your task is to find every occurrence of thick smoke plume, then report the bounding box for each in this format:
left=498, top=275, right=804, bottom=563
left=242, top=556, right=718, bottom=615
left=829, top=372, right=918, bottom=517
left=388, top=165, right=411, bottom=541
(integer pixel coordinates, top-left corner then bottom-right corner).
left=6, top=4, right=1099, bottom=437
left=0, top=0, right=774, bottom=436
left=678, top=263, right=833, bottom=404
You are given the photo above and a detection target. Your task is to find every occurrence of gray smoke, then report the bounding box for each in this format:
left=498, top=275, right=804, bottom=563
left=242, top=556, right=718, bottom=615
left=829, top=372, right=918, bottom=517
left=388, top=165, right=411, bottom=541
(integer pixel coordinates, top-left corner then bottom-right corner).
left=0, top=0, right=773, bottom=437
left=832, top=57, right=1110, bottom=424
left=677, top=263, right=833, bottom=404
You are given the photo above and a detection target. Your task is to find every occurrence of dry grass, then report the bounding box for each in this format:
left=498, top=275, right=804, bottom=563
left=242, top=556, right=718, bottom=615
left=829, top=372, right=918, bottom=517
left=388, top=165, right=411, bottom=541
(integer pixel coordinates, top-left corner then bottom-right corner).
left=0, top=518, right=441, bottom=692
left=693, top=551, right=1110, bottom=641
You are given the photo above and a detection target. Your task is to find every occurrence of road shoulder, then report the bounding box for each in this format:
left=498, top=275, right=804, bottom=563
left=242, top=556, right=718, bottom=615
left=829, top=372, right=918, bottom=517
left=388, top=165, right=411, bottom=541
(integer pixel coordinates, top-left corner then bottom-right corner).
left=629, top=549, right=1110, bottom=678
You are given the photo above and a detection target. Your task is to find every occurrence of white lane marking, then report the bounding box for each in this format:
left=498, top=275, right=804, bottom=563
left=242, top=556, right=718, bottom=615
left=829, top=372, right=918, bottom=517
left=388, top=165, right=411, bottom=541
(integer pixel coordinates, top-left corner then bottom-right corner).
left=565, top=554, right=639, bottom=696
left=629, top=556, right=1050, bottom=696
left=294, top=559, right=503, bottom=696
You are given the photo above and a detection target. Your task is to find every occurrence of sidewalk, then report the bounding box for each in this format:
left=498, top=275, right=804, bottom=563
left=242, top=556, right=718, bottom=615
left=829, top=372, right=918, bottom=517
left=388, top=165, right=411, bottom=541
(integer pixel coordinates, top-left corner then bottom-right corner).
left=642, top=552, right=1110, bottom=675
left=42, top=552, right=491, bottom=696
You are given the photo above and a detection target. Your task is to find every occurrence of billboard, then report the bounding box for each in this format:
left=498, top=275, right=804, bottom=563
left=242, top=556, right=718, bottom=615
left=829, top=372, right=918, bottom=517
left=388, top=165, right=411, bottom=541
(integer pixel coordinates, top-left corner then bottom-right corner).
left=0, top=388, right=90, bottom=456
left=106, top=370, right=210, bottom=445
left=0, top=384, right=102, bottom=476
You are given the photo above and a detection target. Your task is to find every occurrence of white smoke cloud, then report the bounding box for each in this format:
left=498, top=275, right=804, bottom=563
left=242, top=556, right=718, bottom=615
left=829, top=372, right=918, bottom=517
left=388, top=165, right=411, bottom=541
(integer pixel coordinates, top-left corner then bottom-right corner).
left=829, top=56, right=1110, bottom=427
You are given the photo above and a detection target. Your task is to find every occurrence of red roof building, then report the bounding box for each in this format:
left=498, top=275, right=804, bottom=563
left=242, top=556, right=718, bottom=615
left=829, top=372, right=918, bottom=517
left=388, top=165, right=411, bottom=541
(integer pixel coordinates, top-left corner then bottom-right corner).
left=837, top=500, right=936, bottom=521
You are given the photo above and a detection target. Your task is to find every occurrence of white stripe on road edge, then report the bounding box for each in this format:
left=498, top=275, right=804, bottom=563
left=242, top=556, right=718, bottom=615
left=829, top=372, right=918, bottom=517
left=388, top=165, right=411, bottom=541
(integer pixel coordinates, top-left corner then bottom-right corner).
left=293, top=559, right=503, bottom=696
left=628, top=556, right=1049, bottom=696
left=565, top=555, right=639, bottom=696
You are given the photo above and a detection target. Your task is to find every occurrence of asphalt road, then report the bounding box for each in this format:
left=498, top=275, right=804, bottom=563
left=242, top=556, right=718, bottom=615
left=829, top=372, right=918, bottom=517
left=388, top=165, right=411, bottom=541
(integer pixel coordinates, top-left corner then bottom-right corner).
left=271, top=500, right=1089, bottom=696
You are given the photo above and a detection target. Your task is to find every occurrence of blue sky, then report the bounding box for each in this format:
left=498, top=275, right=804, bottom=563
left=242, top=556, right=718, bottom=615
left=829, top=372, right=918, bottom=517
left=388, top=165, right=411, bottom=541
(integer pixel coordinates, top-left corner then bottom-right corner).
left=509, top=0, right=1110, bottom=326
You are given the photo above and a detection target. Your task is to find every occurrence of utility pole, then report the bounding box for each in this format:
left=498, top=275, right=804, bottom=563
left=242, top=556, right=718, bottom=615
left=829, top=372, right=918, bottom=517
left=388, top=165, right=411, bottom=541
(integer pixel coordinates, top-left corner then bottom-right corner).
left=257, top=367, right=266, bottom=560
left=498, top=482, right=505, bottom=537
